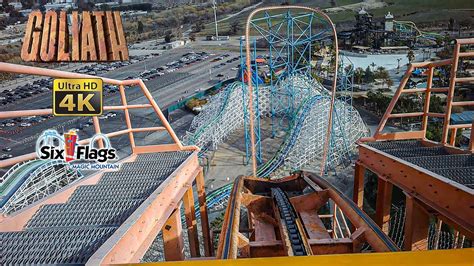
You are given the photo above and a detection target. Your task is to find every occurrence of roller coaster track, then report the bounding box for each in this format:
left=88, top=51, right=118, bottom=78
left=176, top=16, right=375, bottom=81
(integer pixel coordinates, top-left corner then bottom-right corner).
left=185, top=82, right=242, bottom=153
left=271, top=187, right=308, bottom=256
left=200, top=88, right=326, bottom=211
left=257, top=95, right=324, bottom=177
left=394, top=20, right=442, bottom=41
left=0, top=160, right=45, bottom=197
left=0, top=159, right=82, bottom=215
left=217, top=173, right=399, bottom=259
left=200, top=93, right=318, bottom=213
left=193, top=74, right=366, bottom=210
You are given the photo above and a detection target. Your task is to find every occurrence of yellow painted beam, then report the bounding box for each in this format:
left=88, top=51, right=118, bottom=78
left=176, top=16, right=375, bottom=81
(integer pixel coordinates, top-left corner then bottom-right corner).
left=121, top=248, right=474, bottom=265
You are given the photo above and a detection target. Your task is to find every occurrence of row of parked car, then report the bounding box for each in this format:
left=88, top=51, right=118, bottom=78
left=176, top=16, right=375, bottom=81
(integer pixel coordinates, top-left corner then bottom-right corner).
left=128, top=51, right=212, bottom=81
left=0, top=54, right=157, bottom=108
left=0, top=78, right=53, bottom=106
left=0, top=145, right=12, bottom=160
left=75, top=55, right=154, bottom=76
left=212, top=54, right=239, bottom=69
left=0, top=115, right=52, bottom=129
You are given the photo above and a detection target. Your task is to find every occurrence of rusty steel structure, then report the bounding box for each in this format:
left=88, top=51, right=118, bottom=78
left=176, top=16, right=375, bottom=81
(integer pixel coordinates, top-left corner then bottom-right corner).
left=216, top=172, right=399, bottom=259
left=355, top=38, right=473, bottom=250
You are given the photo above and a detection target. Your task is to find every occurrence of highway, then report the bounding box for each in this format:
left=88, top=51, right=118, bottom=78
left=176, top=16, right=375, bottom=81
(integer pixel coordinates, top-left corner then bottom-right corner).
left=0, top=45, right=240, bottom=174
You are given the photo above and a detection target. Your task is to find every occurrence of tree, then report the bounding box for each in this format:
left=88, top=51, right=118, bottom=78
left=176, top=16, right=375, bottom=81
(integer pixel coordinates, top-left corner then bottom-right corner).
left=375, top=66, right=389, bottom=80
left=100, top=4, right=108, bottom=11
left=192, top=21, right=203, bottom=33
left=137, top=21, right=144, bottom=34
left=435, top=36, right=443, bottom=47
left=77, top=0, right=95, bottom=11
left=20, top=0, right=34, bottom=9
left=448, top=17, right=455, bottom=31
left=364, top=66, right=374, bottom=83
left=407, top=49, right=415, bottom=63
left=164, top=30, right=174, bottom=43
left=385, top=78, right=394, bottom=88
left=230, top=20, right=241, bottom=35
left=189, top=33, right=196, bottom=42
left=354, top=67, right=364, bottom=84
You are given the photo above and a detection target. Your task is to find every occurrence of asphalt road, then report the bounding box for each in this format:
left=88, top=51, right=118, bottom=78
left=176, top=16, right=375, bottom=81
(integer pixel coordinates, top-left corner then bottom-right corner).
left=0, top=46, right=240, bottom=173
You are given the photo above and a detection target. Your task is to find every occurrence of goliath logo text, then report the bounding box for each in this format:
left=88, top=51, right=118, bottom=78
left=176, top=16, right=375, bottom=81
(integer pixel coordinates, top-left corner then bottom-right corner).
left=39, top=146, right=116, bottom=163
left=21, top=11, right=128, bottom=62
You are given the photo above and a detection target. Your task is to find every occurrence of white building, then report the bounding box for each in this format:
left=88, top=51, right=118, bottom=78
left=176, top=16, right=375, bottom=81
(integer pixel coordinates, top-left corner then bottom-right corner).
left=385, top=12, right=394, bottom=32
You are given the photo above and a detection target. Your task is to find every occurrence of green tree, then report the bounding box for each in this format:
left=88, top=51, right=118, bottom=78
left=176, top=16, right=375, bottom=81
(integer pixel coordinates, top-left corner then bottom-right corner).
left=364, top=66, right=374, bottom=83
left=386, top=78, right=394, bottom=88
left=407, top=49, right=415, bottom=63
left=435, top=36, right=443, bottom=47
left=354, top=67, right=364, bottom=84
left=100, top=4, right=108, bottom=11
left=230, top=20, right=241, bottom=35
left=164, top=30, right=174, bottom=43
left=192, top=21, right=203, bottom=33
left=375, top=66, right=389, bottom=80
left=137, top=21, right=144, bottom=34
left=20, top=0, right=34, bottom=9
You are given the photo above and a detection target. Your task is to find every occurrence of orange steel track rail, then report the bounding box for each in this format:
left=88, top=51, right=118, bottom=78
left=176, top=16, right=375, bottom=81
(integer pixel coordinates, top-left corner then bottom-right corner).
left=245, top=6, right=339, bottom=177
left=354, top=38, right=474, bottom=250
left=0, top=62, right=213, bottom=263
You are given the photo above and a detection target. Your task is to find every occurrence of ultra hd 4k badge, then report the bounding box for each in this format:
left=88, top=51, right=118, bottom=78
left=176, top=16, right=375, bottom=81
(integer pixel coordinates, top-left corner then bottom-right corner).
left=53, top=78, right=103, bottom=116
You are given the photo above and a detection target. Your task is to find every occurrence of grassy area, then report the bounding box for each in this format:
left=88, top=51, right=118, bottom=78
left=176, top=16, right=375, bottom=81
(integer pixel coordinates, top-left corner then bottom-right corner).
left=370, top=0, right=473, bottom=25
left=200, top=0, right=473, bottom=36
left=199, top=0, right=356, bottom=36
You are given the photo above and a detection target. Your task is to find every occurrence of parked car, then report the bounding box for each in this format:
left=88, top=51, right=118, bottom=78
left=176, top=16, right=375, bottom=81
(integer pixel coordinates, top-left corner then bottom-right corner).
left=0, top=154, right=13, bottom=160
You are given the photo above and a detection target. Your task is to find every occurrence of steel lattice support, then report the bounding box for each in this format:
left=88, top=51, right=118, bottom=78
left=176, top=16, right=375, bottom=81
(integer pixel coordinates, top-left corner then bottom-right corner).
left=241, top=9, right=333, bottom=167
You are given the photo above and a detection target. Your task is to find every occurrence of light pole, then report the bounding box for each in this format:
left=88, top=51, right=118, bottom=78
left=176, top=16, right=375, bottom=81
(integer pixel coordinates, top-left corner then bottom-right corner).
left=396, top=57, right=402, bottom=74
left=212, top=0, right=219, bottom=39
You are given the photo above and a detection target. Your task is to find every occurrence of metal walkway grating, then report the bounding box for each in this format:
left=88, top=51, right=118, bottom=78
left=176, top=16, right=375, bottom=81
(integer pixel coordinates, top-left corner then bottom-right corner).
left=121, top=160, right=184, bottom=170
left=381, top=146, right=449, bottom=158
left=135, top=151, right=193, bottom=162
left=0, top=227, right=117, bottom=265
left=367, top=140, right=473, bottom=189
left=433, top=168, right=474, bottom=189
left=25, top=199, right=143, bottom=229
left=1, top=151, right=192, bottom=265
left=367, top=140, right=422, bottom=151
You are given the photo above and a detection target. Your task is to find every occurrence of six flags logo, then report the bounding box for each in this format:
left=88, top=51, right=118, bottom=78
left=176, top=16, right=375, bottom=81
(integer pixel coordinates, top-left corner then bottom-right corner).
left=36, top=129, right=117, bottom=163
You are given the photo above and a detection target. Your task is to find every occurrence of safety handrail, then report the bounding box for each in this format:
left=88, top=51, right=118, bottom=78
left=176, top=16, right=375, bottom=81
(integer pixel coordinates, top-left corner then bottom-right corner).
left=364, top=38, right=473, bottom=151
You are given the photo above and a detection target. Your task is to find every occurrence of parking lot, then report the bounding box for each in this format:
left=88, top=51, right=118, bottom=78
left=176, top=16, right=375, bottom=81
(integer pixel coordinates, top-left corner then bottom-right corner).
left=0, top=44, right=240, bottom=167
